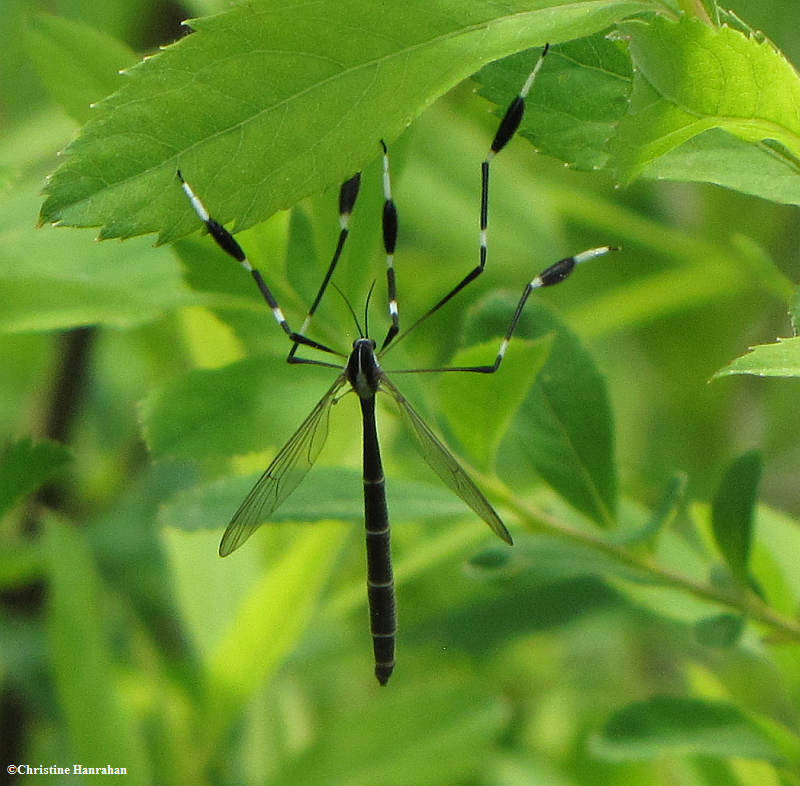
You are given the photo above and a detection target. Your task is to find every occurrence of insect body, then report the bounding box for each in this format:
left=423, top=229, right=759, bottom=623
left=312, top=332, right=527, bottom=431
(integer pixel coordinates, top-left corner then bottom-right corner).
left=177, top=45, right=615, bottom=684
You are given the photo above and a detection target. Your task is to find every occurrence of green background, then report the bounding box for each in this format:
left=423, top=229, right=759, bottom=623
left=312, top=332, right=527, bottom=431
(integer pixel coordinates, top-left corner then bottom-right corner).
left=2, top=1, right=800, bottom=784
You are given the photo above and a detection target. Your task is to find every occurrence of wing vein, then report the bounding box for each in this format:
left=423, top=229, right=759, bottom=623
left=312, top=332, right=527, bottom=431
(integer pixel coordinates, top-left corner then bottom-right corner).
left=219, top=374, right=347, bottom=556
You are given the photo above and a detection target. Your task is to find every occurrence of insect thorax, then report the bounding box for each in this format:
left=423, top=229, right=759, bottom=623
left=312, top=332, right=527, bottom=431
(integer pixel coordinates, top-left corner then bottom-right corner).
left=346, top=338, right=381, bottom=400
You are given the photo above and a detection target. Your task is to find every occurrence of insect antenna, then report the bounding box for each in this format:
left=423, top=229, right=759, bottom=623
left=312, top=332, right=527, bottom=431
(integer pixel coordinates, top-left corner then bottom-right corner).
left=332, top=281, right=366, bottom=339
left=363, top=279, right=377, bottom=339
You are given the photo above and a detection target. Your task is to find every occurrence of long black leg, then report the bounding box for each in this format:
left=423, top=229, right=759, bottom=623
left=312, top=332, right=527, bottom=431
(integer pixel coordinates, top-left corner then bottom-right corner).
left=389, top=245, right=616, bottom=374
left=379, top=142, right=400, bottom=351
left=386, top=44, right=550, bottom=351
left=288, top=173, right=362, bottom=361
left=359, top=393, right=396, bottom=686
left=177, top=171, right=345, bottom=364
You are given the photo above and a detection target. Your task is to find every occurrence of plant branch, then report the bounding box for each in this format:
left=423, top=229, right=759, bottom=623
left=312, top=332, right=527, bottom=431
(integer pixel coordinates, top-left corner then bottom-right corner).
left=486, top=479, right=800, bottom=643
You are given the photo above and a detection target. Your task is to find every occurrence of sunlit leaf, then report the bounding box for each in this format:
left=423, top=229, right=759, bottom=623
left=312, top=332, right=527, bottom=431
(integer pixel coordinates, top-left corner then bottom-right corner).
left=612, top=15, right=800, bottom=204
left=39, top=0, right=651, bottom=241
left=202, top=526, right=347, bottom=749
left=715, top=335, right=800, bottom=378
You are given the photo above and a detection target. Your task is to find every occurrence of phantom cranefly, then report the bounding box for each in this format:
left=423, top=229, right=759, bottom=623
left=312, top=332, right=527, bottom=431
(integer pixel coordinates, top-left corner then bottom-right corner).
left=177, top=45, right=615, bottom=685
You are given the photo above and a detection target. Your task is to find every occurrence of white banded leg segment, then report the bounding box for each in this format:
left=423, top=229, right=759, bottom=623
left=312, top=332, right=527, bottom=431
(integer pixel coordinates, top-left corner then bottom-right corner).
left=177, top=170, right=249, bottom=264
left=177, top=170, right=340, bottom=357
left=479, top=158, right=490, bottom=269
left=574, top=245, right=615, bottom=265
left=470, top=46, right=555, bottom=280
left=339, top=172, right=361, bottom=227
left=177, top=173, right=210, bottom=222
left=380, top=141, right=400, bottom=350
left=533, top=246, right=618, bottom=289
left=519, top=42, right=550, bottom=99
left=288, top=173, right=362, bottom=361
left=479, top=46, right=549, bottom=271
left=378, top=50, right=555, bottom=352
left=484, top=244, right=617, bottom=370
left=391, top=245, right=617, bottom=376
left=249, top=266, right=339, bottom=353
left=270, top=305, right=289, bottom=331
left=490, top=43, right=550, bottom=156
left=381, top=141, right=393, bottom=202
left=496, top=337, right=510, bottom=362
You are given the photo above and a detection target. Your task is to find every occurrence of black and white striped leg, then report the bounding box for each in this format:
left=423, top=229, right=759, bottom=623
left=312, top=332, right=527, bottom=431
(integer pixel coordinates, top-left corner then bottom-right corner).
left=177, top=171, right=344, bottom=363
left=392, top=44, right=551, bottom=345
left=379, top=142, right=400, bottom=351
left=288, top=173, right=362, bottom=362
left=392, top=245, right=616, bottom=376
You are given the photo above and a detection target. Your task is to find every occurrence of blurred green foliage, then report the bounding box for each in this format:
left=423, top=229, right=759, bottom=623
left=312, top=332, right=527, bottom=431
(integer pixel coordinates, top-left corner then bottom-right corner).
left=2, top=1, right=800, bottom=785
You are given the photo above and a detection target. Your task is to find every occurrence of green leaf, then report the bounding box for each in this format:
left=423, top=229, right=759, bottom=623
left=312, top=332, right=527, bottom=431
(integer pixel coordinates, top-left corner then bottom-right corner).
left=159, top=526, right=263, bottom=662
left=711, top=450, right=762, bottom=581
left=160, top=466, right=502, bottom=533
left=695, top=613, right=745, bottom=648
left=285, top=204, right=322, bottom=308
left=475, top=34, right=633, bottom=170
left=612, top=471, right=687, bottom=546
left=613, top=15, right=800, bottom=203
left=0, top=543, right=43, bottom=590
left=43, top=516, right=150, bottom=784
left=751, top=504, right=800, bottom=620
left=715, top=335, right=800, bottom=378
left=439, top=335, right=553, bottom=469
left=201, top=525, right=347, bottom=750
left=0, top=176, right=194, bottom=333
left=0, top=438, right=70, bottom=519
left=39, top=0, right=651, bottom=241
left=463, top=292, right=616, bottom=527
left=139, top=353, right=335, bottom=460
left=697, top=0, right=720, bottom=25
left=25, top=15, right=137, bottom=124
left=637, top=128, right=800, bottom=206
left=594, top=696, right=790, bottom=765
left=270, top=668, right=507, bottom=786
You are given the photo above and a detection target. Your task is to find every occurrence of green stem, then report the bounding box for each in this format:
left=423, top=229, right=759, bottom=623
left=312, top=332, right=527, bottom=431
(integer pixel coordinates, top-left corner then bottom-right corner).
left=487, top=479, right=800, bottom=643
left=677, top=0, right=714, bottom=25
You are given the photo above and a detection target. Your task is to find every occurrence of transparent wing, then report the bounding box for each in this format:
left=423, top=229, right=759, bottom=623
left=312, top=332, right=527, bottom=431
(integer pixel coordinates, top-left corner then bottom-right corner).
left=219, top=374, right=348, bottom=557
left=380, top=375, right=512, bottom=545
